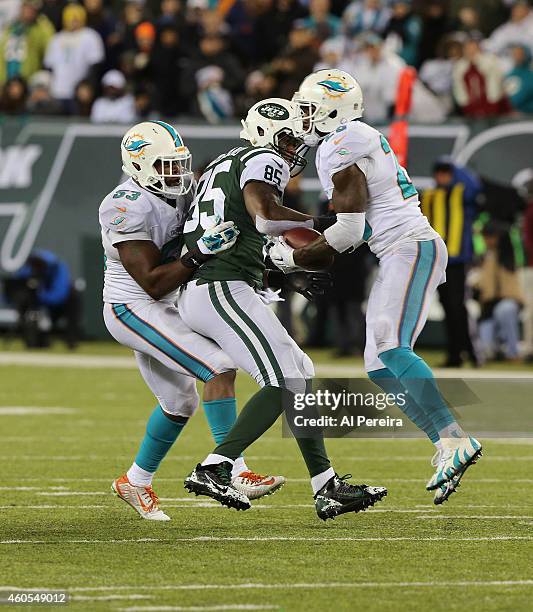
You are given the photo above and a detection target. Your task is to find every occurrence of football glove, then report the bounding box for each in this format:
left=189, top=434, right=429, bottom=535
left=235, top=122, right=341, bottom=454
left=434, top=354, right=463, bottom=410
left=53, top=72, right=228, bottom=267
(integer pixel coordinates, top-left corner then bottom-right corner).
left=266, top=270, right=332, bottom=302
left=197, top=216, right=240, bottom=255
left=267, top=236, right=300, bottom=273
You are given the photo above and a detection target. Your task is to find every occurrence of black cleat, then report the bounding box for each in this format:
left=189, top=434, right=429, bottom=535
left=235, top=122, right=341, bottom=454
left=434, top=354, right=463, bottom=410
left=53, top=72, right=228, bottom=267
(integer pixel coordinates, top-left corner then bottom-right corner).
left=184, top=462, right=251, bottom=511
left=314, top=474, right=387, bottom=521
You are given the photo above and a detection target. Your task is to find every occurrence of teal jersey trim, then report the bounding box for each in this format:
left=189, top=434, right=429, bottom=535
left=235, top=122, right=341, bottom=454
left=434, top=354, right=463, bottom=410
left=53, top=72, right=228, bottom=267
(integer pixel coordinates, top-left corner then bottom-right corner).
left=112, top=303, right=216, bottom=381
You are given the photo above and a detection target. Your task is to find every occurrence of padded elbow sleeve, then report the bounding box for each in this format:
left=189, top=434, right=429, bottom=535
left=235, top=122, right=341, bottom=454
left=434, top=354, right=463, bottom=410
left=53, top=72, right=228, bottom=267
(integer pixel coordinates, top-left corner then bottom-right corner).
left=323, top=212, right=366, bottom=253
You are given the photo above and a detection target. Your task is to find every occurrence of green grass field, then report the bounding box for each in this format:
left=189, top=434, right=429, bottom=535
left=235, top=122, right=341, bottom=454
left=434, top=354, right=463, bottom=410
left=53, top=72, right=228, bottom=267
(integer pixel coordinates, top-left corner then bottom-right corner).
left=1, top=344, right=532, bottom=611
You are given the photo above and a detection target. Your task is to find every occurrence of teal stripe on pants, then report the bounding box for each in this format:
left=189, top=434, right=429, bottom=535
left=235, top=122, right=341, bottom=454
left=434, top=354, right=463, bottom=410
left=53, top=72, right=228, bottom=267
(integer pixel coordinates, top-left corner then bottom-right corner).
left=112, top=304, right=216, bottom=382
left=399, top=241, right=437, bottom=346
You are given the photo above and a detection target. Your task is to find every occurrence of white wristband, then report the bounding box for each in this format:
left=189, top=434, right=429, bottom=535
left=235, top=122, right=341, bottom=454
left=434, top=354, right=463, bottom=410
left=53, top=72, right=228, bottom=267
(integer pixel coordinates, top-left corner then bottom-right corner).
left=323, top=212, right=366, bottom=253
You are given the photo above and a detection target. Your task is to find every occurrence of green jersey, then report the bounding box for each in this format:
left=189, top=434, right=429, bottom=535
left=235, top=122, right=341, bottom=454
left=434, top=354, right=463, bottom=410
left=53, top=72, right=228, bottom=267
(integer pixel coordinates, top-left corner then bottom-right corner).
left=183, top=146, right=290, bottom=288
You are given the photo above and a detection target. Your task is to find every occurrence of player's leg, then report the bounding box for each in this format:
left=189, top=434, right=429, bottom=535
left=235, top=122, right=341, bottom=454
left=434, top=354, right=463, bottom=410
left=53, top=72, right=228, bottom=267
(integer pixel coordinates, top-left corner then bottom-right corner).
left=365, top=270, right=440, bottom=443
left=104, top=300, right=283, bottom=509
left=202, top=370, right=285, bottom=499
left=104, top=300, right=237, bottom=516
left=179, top=280, right=387, bottom=518
left=113, top=353, right=199, bottom=521
left=371, top=239, right=482, bottom=494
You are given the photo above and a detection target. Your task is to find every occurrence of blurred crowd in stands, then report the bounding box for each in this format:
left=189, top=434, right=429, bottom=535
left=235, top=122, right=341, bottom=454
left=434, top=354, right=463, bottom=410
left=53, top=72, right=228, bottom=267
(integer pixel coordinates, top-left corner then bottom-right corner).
left=1, top=0, right=533, bottom=123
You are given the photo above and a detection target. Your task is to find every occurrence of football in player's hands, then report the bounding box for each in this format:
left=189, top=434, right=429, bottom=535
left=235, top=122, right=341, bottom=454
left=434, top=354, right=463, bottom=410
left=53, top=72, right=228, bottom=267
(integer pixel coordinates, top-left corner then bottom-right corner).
left=282, top=227, right=321, bottom=249
left=282, top=227, right=334, bottom=270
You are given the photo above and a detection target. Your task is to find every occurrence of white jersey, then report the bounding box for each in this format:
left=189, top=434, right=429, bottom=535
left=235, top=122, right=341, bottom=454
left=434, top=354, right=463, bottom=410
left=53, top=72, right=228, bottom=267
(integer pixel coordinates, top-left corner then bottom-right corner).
left=315, top=121, right=437, bottom=259
left=99, top=178, right=189, bottom=303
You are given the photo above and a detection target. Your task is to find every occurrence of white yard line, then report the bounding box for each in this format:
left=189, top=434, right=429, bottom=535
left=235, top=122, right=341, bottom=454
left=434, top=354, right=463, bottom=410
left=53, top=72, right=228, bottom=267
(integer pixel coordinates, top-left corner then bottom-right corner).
left=2, top=351, right=533, bottom=379
left=5, top=580, right=533, bottom=593
left=120, top=607, right=278, bottom=612
left=1, top=536, right=531, bottom=544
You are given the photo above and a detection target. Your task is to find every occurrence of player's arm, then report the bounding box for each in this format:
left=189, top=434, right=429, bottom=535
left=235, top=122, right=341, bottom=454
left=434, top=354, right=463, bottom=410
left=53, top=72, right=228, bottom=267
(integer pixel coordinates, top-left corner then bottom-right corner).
left=293, top=164, right=368, bottom=268
left=115, top=220, right=239, bottom=300
left=116, top=240, right=198, bottom=300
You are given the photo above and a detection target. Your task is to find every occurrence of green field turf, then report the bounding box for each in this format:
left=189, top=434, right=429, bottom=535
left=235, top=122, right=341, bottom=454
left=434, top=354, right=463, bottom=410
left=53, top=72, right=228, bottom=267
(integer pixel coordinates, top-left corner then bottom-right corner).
left=1, top=346, right=532, bottom=611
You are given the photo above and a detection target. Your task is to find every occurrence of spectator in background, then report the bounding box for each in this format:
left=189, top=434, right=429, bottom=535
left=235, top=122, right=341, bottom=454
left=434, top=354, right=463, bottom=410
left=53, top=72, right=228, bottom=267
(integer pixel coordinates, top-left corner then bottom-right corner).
left=195, top=65, right=234, bottom=123
left=182, top=33, right=244, bottom=109
left=148, top=25, right=187, bottom=117
left=255, top=0, right=307, bottom=63
left=26, top=69, right=61, bottom=114
left=0, top=1, right=21, bottom=32
left=41, top=0, right=66, bottom=32
left=342, top=0, right=390, bottom=38
left=0, top=0, right=54, bottom=86
left=504, top=44, right=533, bottom=114
left=156, top=0, right=185, bottom=31
left=340, top=34, right=402, bottom=124
left=422, top=158, right=482, bottom=367
left=72, top=78, right=95, bottom=116
left=314, top=36, right=345, bottom=71
left=301, top=0, right=341, bottom=42
left=270, top=22, right=320, bottom=99
left=419, top=35, right=464, bottom=114
left=418, top=0, right=450, bottom=66
left=225, top=0, right=265, bottom=65
left=383, top=0, right=422, bottom=67
left=485, top=0, right=533, bottom=57
left=235, top=69, right=277, bottom=115
left=90, top=69, right=136, bottom=123
left=452, top=33, right=508, bottom=117
left=44, top=3, right=104, bottom=113
left=451, top=5, right=482, bottom=36
left=83, top=0, right=119, bottom=67
left=0, top=75, right=28, bottom=114
left=119, top=0, right=145, bottom=53
left=521, top=179, right=533, bottom=360
left=132, top=21, right=156, bottom=75
left=474, top=221, right=524, bottom=362
left=9, top=249, right=80, bottom=349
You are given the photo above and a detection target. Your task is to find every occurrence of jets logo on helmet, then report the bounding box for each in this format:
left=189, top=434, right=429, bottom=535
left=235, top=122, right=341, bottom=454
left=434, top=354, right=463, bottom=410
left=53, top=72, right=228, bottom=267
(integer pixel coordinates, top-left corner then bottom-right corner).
left=121, top=121, right=193, bottom=198
left=123, top=134, right=151, bottom=158
left=240, top=97, right=309, bottom=177
left=292, top=69, right=364, bottom=144
left=316, top=77, right=354, bottom=98
left=257, top=102, right=290, bottom=120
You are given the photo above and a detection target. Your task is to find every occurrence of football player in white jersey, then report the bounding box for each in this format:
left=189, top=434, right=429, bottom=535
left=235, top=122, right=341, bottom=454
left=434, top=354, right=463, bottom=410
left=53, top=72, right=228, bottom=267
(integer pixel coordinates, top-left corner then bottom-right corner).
left=100, top=120, right=284, bottom=520
left=268, top=70, right=482, bottom=504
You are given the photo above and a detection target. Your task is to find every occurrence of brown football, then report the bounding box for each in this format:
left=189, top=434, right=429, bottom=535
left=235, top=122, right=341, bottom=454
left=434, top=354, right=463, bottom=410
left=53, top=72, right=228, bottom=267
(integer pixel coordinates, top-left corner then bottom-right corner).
left=282, top=227, right=321, bottom=249
left=282, top=227, right=334, bottom=270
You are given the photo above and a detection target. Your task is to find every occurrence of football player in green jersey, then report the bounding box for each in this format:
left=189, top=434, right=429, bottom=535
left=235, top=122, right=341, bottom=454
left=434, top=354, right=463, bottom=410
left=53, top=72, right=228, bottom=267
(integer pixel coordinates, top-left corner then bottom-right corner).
left=180, top=98, right=387, bottom=520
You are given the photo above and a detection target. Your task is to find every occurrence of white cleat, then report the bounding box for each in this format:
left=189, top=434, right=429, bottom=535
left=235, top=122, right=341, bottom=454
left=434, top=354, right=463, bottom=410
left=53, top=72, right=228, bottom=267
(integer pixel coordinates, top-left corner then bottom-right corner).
left=232, top=471, right=286, bottom=500
left=426, top=437, right=482, bottom=491
left=112, top=474, right=170, bottom=521
left=430, top=450, right=463, bottom=505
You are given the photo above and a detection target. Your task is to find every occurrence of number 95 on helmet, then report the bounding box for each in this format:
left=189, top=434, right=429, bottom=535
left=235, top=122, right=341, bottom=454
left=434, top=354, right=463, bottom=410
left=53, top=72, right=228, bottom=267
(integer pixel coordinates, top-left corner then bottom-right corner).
left=121, top=121, right=194, bottom=198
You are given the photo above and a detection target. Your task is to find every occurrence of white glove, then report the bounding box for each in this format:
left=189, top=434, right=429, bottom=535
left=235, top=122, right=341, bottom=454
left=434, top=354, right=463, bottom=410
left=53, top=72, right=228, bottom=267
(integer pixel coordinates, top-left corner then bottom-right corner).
left=268, top=236, right=301, bottom=274
left=197, top=216, right=240, bottom=255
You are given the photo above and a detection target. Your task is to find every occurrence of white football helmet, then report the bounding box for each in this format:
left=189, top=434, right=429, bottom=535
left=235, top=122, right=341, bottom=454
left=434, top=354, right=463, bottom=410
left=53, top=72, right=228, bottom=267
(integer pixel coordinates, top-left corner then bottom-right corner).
left=240, top=98, right=308, bottom=176
left=121, top=121, right=194, bottom=198
left=292, top=69, right=364, bottom=143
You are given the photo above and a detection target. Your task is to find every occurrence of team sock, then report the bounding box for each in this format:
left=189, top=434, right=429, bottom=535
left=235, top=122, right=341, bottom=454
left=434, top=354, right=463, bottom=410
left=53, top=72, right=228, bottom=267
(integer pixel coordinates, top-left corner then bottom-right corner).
left=311, top=467, right=335, bottom=494
left=203, top=398, right=249, bottom=477
left=132, top=405, right=188, bottom=479
left=203, top=398, right=237, bottom=444
left=368, top=367, right=440, bottom=443
left=379, top=347, right=460, bottom=434
left=127, top=462, right=154, bottom=487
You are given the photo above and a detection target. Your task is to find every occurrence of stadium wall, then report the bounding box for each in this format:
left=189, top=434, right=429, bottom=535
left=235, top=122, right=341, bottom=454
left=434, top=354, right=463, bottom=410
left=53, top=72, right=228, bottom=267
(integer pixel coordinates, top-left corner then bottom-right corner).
left=0, top=118, right=532, bottom=339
